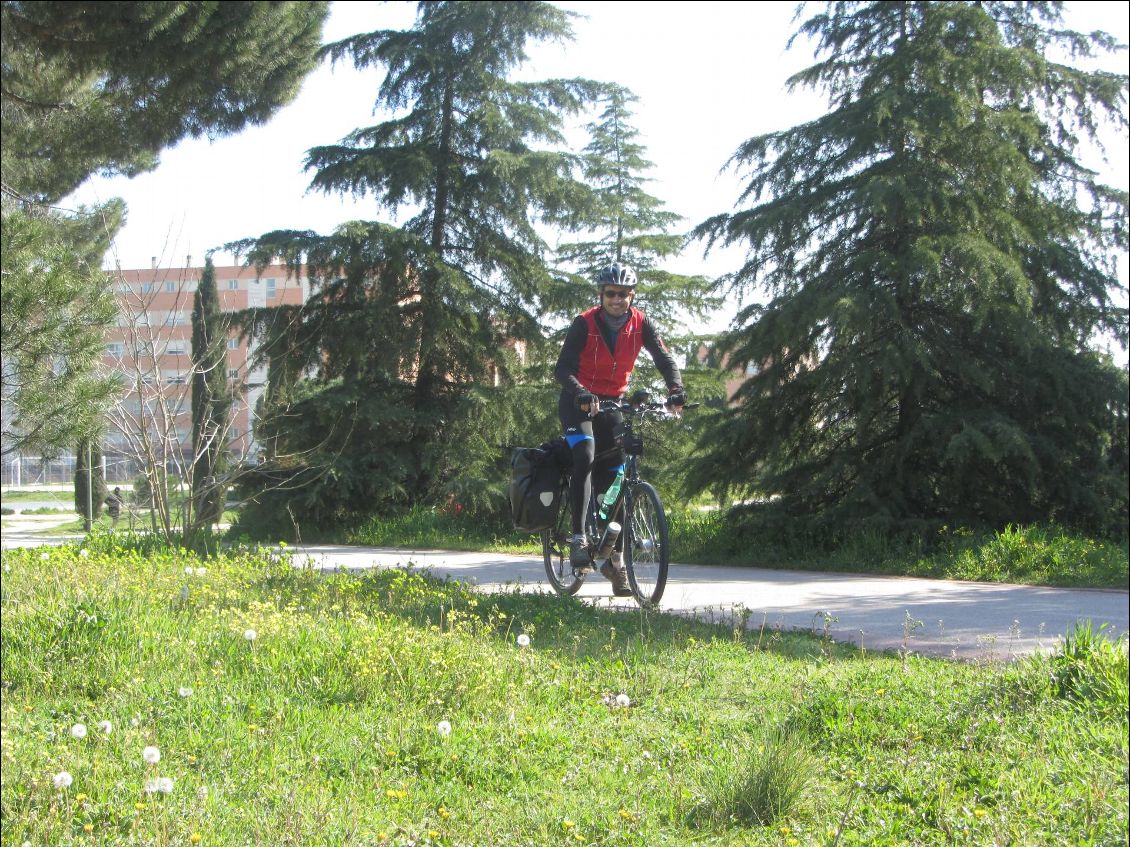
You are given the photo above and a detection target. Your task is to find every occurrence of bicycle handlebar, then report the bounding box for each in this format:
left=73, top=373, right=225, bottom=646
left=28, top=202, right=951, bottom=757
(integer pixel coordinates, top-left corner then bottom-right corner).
left=596, top=399, right=701, bottom=416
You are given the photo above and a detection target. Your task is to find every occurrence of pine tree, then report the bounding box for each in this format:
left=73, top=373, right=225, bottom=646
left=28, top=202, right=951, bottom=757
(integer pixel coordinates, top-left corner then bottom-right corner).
left=690, top=1, right=1128, bottom=534
left=2, top=1, right=327, bottom=459
left=232, top=1, right=603, bottom=527
left=1, top=203, right=122, bottom=457
left=1, top=1, right=329, bottom=203
left=545, top=85, right=728, bottom=496
left=190, top=258, right=231, bottom=526
left=550, top=85, right=718, bottom=330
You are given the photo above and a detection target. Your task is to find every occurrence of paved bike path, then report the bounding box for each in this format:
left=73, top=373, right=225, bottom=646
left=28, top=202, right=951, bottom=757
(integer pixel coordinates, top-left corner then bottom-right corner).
left=3, top=523, right=1124, bottom=660
left=288, top=545, right=1128, bottom=661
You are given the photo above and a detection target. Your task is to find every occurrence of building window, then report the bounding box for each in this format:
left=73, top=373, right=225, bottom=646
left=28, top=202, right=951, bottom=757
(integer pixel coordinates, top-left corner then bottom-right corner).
left=170, top=311, right=187, bottom=327
left=166, top=341, right=187, bottom=356
left=265, top=278, right=277, bottom=299
left=141, top=282, right=155, bottom=294
left=167, top=373, right=187, bottom=385
left=227, top=279, right=239, bottom=290
left=227, top=338, right=240, bottom=350
left=228, top=368, right=240, bottom=379
left=106, top=343, right=125, bottom=356
left=165, top=281, right=177, bottom=293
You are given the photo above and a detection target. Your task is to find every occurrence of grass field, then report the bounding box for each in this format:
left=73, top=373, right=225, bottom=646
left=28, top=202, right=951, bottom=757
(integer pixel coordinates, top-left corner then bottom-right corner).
left=2, top=539, right=1126, bottom=845
left=1, top=490, right=75, bottom=504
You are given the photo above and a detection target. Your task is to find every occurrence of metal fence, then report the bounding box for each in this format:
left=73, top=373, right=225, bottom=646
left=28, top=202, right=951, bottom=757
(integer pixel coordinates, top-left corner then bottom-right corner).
left=2, top=454, right=156, bottom=487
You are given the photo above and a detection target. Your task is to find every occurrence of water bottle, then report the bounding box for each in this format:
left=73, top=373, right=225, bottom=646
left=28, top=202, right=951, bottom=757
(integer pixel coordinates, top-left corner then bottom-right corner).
left=599, top=467, right=624, bottom=520
left=595, top=521, right=621, bottom=560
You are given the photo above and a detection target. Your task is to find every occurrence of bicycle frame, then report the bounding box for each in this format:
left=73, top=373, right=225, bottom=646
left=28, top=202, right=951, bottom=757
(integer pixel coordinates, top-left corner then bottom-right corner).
left=542, top=396, right=694, bottom=605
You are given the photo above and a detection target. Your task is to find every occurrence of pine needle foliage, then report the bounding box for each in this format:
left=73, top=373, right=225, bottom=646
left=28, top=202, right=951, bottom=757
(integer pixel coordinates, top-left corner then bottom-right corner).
left=229, top=3, right=609, bottom=532
left=690, top=1, right=1129, bottom=535
left=1, top=0, right=329, bottom=203
left=0, top=205, right=122, bottom=457
left=551, top=85, right=718, bottom=329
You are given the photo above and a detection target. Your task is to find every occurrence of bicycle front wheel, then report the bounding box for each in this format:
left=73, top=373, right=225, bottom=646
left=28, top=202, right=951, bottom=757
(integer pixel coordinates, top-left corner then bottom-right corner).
left=623, top=481, right=669, bottom=606
left=543, top=483, right=584, bottom=596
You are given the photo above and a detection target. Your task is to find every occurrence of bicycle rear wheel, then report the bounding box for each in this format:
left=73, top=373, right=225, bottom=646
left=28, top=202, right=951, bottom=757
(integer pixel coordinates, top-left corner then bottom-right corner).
left=623, top=481, right=669, bottom=606
left=542, top=482, right=584, bottom=596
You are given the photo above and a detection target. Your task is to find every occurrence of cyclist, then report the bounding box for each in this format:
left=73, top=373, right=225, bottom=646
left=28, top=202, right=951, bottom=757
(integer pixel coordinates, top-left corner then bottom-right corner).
left=554, top=263, right=686, bottom=595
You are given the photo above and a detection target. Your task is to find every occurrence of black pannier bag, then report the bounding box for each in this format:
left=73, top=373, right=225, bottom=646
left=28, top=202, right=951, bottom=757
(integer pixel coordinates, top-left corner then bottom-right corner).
left=509, top=437, right=571, bottom=533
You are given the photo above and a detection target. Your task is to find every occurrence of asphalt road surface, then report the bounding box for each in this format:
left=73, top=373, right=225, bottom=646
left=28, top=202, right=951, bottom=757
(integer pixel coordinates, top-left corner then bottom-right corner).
left=4, top=518, right=1125, bottom=661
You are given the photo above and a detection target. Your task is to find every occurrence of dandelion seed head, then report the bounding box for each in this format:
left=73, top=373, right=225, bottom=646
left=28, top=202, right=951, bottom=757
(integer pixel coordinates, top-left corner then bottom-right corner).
left=70, top=723, right=87, bottom=739
left=157, top=776, right=174, bottom=793
left=185, top=566, right=194, bottom=575
left=516, top=633, right=530, bottom=647
left=53, top=771, right=73, bottom=789
left=243, top=629, right=257, bottom=641
left=195, top=567, right=207, bottom=577
left=142, top=745, right=161, bottom=764
left=437, top=720, right=452, bottom=737
left=615, top=693, right=631, bottom=708
left=178, top=687, right=193, bottom=698
left=40, top=552, right=50, bottom=560
left=97, top=720, right=113, bottom=734
left=78, top=549, right=89, bottom=558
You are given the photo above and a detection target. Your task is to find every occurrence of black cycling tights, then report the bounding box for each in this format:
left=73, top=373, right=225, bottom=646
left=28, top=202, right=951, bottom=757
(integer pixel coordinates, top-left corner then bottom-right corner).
left=562, top=408, right=623, bottom=537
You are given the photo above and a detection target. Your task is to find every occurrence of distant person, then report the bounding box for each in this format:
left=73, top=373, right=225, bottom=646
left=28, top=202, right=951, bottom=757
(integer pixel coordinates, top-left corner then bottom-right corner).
left=104, top=487, right=123, bottom=529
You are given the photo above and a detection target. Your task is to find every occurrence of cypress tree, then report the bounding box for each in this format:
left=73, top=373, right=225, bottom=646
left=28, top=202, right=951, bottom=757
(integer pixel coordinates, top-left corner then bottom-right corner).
left=691, top=1, right=1128, bottom=534
left=190, top=257, right=230, bottom=525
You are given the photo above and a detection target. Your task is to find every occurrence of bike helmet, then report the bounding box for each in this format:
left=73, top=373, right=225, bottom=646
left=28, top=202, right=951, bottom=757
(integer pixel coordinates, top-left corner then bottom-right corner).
left=596, top=263, right=638, bottom=288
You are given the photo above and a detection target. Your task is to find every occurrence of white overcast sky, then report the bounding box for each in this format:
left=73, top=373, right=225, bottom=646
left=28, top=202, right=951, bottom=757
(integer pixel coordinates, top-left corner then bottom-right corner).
left=65, top=1, right=1128, bottom=341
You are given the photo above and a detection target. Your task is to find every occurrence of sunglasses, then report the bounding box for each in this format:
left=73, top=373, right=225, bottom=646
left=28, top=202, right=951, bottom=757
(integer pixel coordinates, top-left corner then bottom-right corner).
left=602, top=289, right=632, bottom=299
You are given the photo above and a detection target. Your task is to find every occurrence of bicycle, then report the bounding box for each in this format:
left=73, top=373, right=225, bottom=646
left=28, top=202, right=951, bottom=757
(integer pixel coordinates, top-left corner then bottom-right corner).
left=541, top=392, right=698, bottom=607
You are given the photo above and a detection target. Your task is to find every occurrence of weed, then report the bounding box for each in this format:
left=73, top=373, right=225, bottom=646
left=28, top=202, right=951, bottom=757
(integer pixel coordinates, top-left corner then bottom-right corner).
left=1048, top=621, right=1130, bottom=717
left=691, top=722, right=813, bottom=827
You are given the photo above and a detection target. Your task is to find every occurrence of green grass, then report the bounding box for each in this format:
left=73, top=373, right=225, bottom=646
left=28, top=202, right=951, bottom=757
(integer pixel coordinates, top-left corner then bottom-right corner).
left=1, top=509, right=242, bottom=538
left=3, top=541, right=1126, bottom=846
left=348, top=505, right=536, bottom=554
left=0, top=490, right=74, bottom=504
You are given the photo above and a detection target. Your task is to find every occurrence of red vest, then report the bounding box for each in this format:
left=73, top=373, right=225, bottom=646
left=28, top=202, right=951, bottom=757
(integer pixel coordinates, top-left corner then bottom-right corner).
left=576, top=306, right=645, bottom=397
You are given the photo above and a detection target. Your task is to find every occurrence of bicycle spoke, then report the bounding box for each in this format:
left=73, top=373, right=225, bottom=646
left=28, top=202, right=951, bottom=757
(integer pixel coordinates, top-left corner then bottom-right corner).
left=543, top=479, right=584, bottom=596
left=624, top=482, right=669, bottom=606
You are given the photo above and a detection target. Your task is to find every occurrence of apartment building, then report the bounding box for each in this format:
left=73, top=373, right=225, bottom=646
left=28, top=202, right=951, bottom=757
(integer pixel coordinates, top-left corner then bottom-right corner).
left=99, top=260, right=308, bottom=481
